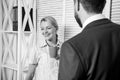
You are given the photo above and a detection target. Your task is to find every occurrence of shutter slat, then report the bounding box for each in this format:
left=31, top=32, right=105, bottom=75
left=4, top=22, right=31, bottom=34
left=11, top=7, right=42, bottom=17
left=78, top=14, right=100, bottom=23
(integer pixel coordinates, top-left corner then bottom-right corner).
left=65, top=0, right=81, bottom=41
left=111, top=0, right=120, bottom=24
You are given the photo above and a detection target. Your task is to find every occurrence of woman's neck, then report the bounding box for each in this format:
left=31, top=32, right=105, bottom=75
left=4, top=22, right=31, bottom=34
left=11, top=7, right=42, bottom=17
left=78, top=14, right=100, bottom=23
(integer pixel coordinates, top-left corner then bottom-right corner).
left=46, top=37, right=57, bottom=47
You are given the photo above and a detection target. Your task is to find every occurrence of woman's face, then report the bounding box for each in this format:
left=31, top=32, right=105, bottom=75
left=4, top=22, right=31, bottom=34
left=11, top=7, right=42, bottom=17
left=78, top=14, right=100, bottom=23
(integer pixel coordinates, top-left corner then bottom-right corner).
left=40, top=21, right=57, bottom=41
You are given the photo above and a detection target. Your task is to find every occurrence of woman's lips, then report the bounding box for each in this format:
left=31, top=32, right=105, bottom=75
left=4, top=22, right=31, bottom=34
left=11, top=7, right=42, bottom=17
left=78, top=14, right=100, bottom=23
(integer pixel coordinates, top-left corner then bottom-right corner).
left=44, top=33, right=50, bottom=37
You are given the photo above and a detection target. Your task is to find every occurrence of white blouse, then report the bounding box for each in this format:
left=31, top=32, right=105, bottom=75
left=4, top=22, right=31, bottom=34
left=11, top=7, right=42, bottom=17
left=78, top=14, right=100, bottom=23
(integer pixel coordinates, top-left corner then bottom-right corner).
left=29, top=40, right=62, bottom=80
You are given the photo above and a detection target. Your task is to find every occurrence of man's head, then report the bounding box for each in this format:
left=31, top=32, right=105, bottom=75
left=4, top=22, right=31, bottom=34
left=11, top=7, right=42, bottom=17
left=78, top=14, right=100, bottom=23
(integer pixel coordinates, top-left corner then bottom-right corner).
left=73, top=0, right=106, bottom=27
left=78, top=0, right=106, bottom=13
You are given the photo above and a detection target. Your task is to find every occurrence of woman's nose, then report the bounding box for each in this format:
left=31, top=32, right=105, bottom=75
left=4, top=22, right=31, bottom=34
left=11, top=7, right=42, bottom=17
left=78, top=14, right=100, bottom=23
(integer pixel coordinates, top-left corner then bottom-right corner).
left=43, top=29, right=48, bottom=34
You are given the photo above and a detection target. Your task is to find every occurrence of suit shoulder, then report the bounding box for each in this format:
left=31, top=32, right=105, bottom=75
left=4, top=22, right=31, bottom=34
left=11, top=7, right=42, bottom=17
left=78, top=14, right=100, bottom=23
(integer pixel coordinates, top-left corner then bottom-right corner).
left=64, top=33, right=88, bottom=48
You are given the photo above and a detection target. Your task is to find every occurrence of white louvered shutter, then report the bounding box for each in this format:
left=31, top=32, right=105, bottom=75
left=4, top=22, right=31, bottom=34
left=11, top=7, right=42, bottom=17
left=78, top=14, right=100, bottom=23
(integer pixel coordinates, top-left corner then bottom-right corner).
left=37, top=0, right=64, bottom=45
left=111, top=0, right=120, bottom=24
left=64, top=0, right=82, bottom=41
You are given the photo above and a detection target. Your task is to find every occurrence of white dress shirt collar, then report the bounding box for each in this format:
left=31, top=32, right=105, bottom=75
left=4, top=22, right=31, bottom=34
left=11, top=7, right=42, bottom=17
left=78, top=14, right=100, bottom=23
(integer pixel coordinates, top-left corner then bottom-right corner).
left=82, top=14, right=106, bottom=30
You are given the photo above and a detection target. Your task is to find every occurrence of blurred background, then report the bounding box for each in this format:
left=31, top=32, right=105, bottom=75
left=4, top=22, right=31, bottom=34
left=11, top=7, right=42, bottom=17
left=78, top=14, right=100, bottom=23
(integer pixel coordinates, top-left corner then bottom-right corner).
left=0, top=0, right=120, bottom=80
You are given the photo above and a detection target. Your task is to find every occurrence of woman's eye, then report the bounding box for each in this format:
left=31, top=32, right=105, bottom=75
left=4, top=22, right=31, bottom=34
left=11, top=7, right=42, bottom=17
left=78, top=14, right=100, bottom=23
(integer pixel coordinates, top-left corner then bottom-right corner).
left=47, top=27, right=52, bottom=29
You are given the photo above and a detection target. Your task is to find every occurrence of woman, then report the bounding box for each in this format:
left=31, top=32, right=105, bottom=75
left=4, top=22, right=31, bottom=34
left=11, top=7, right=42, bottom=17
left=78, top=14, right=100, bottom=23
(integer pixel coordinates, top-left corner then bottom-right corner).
left=26, top=16, right=62, bottom=80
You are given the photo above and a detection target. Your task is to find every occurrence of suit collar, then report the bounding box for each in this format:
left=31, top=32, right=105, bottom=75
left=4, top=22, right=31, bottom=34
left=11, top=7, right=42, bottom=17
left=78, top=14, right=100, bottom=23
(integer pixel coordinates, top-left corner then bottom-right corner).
left=82, top=18, right=110, bottom=31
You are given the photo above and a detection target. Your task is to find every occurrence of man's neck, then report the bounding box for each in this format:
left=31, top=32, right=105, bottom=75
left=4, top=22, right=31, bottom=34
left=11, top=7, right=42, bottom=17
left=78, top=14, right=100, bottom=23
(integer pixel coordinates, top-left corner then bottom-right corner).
left=81, top=14, right=106, bottom=30
left=81, top=12, right=97, bottom=25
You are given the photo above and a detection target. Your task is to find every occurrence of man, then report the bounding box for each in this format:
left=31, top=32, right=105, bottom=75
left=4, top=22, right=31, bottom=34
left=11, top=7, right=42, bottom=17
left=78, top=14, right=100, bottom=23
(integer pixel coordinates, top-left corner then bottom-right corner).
left=58, top=0, right=120, bottom=80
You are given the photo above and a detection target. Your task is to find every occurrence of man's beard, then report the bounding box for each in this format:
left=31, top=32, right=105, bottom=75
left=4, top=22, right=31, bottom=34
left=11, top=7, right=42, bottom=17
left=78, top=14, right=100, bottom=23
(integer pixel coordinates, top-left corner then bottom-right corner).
left=74, top=12, right=82, bottom=27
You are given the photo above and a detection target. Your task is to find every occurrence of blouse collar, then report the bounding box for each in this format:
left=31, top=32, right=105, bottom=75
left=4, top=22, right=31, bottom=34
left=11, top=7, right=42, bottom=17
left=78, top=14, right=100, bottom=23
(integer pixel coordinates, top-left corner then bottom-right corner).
left=40, top=39, right=61, bottom=48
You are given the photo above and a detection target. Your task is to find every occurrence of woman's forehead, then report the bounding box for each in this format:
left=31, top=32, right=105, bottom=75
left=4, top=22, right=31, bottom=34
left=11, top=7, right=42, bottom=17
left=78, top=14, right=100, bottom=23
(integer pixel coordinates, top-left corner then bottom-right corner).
left=41, top=20, right=52, bottom=25
left=40, top=21, right=54, bottom=28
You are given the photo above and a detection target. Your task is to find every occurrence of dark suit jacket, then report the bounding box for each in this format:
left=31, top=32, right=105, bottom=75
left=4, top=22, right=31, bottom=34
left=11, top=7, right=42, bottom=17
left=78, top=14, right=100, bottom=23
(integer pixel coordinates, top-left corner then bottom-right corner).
left=58, top=19, right=120, bottom=80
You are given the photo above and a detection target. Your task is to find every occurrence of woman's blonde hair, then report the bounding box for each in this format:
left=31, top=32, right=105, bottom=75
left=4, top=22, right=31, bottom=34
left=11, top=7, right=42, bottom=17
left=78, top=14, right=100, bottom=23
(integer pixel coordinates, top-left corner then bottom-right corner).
left=40, top=16, right=58, bottom=30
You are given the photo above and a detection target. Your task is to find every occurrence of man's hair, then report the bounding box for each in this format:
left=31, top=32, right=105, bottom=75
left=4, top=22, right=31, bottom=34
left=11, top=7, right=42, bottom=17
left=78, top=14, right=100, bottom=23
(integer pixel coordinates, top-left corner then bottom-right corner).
left=78, top=0, right=106, bottom=13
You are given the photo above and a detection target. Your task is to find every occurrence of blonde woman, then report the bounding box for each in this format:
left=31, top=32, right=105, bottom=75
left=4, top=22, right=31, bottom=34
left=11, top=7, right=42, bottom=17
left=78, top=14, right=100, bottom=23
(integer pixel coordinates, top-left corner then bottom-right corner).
left=26, top=16, right=62, bottom=80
